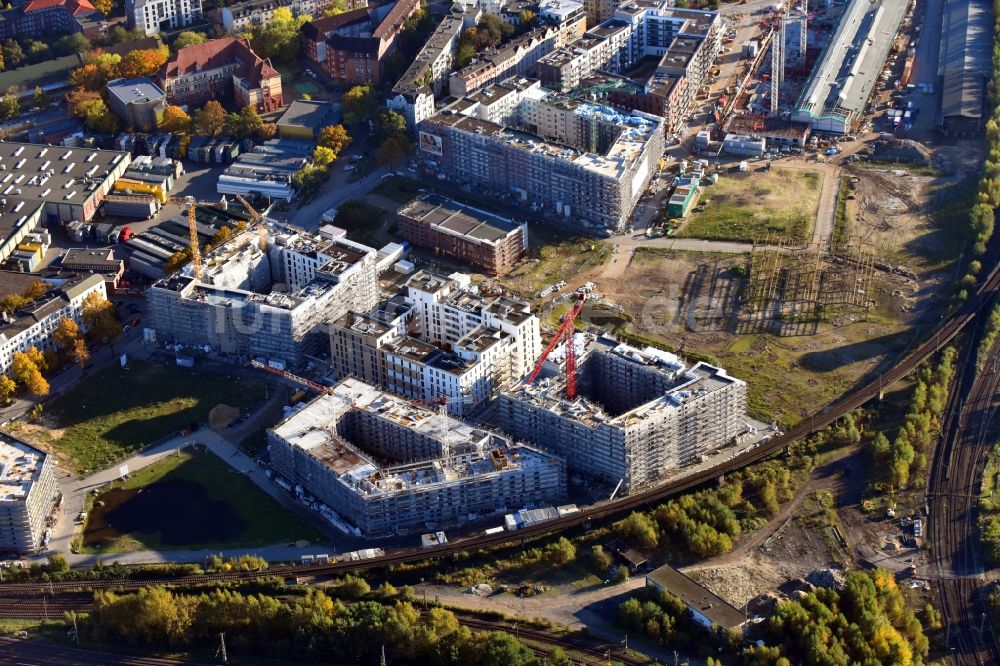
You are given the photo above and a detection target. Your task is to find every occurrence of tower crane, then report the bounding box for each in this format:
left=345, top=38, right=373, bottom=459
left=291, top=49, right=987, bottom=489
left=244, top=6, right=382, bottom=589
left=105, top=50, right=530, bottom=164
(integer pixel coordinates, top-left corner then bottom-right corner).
left=249, top=359, right=332, bottom=395
left=165, top=195, right=204, bottom=281
left=526, top=292, right=586, bottom=400
left=233, top=194, right=269, bottom=252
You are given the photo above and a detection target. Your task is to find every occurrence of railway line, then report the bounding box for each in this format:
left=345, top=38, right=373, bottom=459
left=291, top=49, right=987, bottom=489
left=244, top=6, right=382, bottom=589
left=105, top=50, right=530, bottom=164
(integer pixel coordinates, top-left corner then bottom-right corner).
left=0, top=264, right=997, bottom=598
left=928, top=298, right=1000, bottom=666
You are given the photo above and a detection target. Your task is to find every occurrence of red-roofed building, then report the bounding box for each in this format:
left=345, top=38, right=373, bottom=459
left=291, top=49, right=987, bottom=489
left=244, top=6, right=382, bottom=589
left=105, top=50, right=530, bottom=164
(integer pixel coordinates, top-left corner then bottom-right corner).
left=161, top=36, right=283, bottom=112
left=301, top=0, right=420, bottom=85
left=0, top=0, right=103, bottom=40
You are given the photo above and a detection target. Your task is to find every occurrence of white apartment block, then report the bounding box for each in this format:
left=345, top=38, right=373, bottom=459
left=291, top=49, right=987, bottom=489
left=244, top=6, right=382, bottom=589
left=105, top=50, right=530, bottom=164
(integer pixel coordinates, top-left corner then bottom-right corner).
left=0, top=436, right=58, bottom=554
left=329, top=270, right=541, bottom=415
left=497, top=336, right=749, bottom=491
left=128, top=0, right=202, bottom=36
left=0, top=273, right=105, bottom=374
left=267, top=378, right=566, bottom=537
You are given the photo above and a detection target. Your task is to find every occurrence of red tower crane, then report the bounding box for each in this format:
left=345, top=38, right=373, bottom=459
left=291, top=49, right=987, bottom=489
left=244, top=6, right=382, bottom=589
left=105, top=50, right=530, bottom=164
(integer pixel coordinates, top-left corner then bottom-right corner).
left=527, top=292, right=587, bottom=399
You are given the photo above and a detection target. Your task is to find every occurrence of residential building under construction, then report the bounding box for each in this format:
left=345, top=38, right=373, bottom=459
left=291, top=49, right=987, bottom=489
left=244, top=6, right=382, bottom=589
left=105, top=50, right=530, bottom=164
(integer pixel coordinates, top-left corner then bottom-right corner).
left=496, top=336, right=748, bottom=491
left=267, top=378, right=566, bottom=537
left=147, top=226, right=378, bottom=368
left=329, top=270, right=541, bottom=414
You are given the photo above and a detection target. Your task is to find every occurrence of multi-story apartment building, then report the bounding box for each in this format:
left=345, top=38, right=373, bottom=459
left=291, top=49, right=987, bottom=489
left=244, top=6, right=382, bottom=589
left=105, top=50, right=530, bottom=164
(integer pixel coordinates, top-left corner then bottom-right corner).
left=497, top=337, right=749, bottom=491
left=386, top=11, right=466, bottom=129
left=0, top=0, right=102, bottom=41
left=537, top=4, right=721, bottom=133
left=219, top=0, right=367, bottom=33
left=301, top=0, right=421, bottom=85
left=0, top=435, right=58, bottom=554
left=0, top=273, right=106, bottom=373
left=160, top=36, right=283, bottom=112
left=128, top=0, right=201, bottom=35
left=267, top=378, right=566, bottom=537
left=329, top=270, right=541, bottom=415
left=147, top=228, right=378, bottom=368
left=397, top=194, right=528, bottom=275
left=417, top=79, right=664, bottom=234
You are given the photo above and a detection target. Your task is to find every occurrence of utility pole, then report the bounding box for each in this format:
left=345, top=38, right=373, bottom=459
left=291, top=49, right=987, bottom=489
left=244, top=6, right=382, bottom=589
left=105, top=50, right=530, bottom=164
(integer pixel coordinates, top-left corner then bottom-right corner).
left=70, top=613, right=80, bottom=646
left=379, top=645, right=387, bottom=666
left=216, top=632, right=228, bottom=664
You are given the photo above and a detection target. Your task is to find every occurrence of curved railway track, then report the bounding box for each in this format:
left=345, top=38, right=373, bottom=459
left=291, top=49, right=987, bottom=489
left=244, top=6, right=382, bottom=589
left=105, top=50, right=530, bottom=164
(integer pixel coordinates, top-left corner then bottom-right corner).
left=929, top=295, right=1000, bottom=665
left=0, top=266, right=996, bottom=597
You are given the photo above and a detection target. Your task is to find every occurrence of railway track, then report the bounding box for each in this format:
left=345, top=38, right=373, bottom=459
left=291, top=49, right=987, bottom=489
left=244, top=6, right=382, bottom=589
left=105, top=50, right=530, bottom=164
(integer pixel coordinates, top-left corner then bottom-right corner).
left=0, top=265, right=996, bottom=598
left=928, top=293, right=1000, bottom=665
left=0, top=636, right=207, bottom=665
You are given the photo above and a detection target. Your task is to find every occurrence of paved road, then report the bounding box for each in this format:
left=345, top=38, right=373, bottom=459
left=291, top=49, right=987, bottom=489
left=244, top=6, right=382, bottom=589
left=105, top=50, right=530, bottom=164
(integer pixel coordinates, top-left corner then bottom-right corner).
left=275, top=164, right=389, bottom=231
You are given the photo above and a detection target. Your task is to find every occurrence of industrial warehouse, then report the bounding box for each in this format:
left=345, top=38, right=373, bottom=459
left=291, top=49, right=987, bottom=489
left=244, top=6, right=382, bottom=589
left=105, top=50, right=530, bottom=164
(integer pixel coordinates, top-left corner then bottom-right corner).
left=0, top=143, right=131, bottom=266
left=267, top=378, right=566, bottom=537
left=497, top=337, right=749, bottom=491
left=147, top=226, right=378, bottom=368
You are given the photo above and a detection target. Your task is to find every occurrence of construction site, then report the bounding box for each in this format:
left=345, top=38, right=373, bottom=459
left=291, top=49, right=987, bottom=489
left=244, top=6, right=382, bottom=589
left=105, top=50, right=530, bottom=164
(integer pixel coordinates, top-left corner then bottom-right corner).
left=495, top=330, right=751, bottom=492
left=267, top=377, right=566, bottom=538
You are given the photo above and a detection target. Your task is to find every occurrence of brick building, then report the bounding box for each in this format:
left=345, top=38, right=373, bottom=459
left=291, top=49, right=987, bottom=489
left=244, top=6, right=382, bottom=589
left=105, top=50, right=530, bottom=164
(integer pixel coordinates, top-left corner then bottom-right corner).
left=0, top=0, right=103, bottom=40
left=160, top=36, right=283, bottom=112
left=301, top=0, right=421, bottom=85
left=397, top=195, right=527, bottom=275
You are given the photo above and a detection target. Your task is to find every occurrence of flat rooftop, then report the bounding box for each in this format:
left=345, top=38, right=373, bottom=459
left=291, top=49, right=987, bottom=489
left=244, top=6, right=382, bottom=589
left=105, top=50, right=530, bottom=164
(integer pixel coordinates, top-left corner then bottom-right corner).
left=647, top=564, right=746, bottom=629
left=0, top=435, right=47, bottom=503
left=0, top=142, right=128, bottom=205
left=271, top=378, right=556, bottom=494
left=793, top=0, right=909, bottom=120
left=332, top=310, right=394, bottom=338
left=399, top=194, right=522, bottom=245
left=277, top=100, right=339, bottom=131
left=106, top=77, right=165, bottom=104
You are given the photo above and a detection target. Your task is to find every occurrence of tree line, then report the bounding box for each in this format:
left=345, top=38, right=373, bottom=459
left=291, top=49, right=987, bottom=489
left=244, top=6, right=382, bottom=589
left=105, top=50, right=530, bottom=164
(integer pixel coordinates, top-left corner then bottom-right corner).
left=80, top=585, right=576, bottom=665
left=612, top=413, right=865, bottom=560
left=869, top=348, right=956, bottom=489
left=618, top=586, right=735, bottom=664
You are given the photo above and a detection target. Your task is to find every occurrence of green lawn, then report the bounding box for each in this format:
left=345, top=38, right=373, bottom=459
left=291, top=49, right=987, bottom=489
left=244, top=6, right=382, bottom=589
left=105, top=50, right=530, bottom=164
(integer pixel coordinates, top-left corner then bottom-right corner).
left=372, top=175, right=423, bottom=204
left=676, top=168, right=821, bottom=244
left=24, top=361, right=266, bottom=475
left=82, top=448, right=323, bottom=553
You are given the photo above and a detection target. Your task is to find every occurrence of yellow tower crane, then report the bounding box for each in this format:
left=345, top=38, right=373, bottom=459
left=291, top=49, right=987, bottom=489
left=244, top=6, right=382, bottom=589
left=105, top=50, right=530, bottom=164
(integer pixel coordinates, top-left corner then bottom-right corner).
left=163, top=196, right=204, bottom=280
left=233, top=194, right=269, bottom=252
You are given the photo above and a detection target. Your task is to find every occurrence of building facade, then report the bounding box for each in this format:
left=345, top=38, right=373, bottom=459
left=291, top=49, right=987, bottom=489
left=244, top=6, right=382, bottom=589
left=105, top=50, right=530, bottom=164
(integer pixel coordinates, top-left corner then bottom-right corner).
left=147, top=228, right=378, bottom=368
left=397, top=195, right=527, bottom=275
left=267, top=378, right=566, bottom=537
left=417, top=79, right=664, bottom=234
left=0, top=273, right=106, bottom=373
left=301, top=0, right=421, bottom=86
left=160, top=36, right=283, bottom=112
left=220, top=0, right=365, bottom=33
left=496, top=337, right=748, bottom=491
left=0, top=0, right=101, bottom=41
left=107, top=77, right=167, bottom=133
left=0, top=436, right=58, bottom=554
left=128, top=0, right=201, bottom=35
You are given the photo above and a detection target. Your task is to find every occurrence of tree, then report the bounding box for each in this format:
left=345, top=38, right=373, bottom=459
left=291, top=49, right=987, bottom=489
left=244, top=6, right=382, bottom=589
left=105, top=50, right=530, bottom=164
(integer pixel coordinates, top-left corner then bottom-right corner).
left=249, top=7, right=309, bottom=63
left=318, top=124, right=351, bottom=153
left=23, top=280, right=47, bottom=300
left=518, top=10, right=537, bottom=27
left=10, top=351, right=48, bottom=396
left=173, top=31, right=208, bottom=50
left=53, top=317, right=81, bottom=352
left=312, top=145, right=336, bottom=166
left=0, top=294, right=28, bottom=313
left=73, top=96, right=119, bottom=134
left=614, top=511, right=659, bottom=549
left=0, top=93, right=18, bottom=121
left=193, top=100, right=227, bottom=136
left=376, top=109, right=408, bottom=142
left=32, top=85, right=49, bottom=109
left=613, top=565, right=630, bottom=584
left=591, top=544, right=613, bottom=573
left=545, top=536, right=576, bottom=565
left=341, top=574, right=371, bottom=598
left=0, top=375, right=14, bottom=403
left=342, top=85, right=376, bottom=125
left=118, top=48, right=168, bottom=79
left=92, top=0, right=112, bottom=14
left=47, top=554, right=70, bottom=574
left=82, top=292, right=122, bottom=342
left=70, top=338, right=90, bottom=367
left=159, top=105, right=191, bottom=133
left=545, top=647, right=573, bottom=666
left=55, top=33, right=91, bottom=56
left=3, top=39, right=23, bottom=68
left=376, top=135, right=410, bottom=169
left=322, top=0, right=347, bottom=15
left=258, top=122, right=277, bottom=140
left=224, top=105, right=264, bottom=138
left=291, top=163, right=329, bottom=198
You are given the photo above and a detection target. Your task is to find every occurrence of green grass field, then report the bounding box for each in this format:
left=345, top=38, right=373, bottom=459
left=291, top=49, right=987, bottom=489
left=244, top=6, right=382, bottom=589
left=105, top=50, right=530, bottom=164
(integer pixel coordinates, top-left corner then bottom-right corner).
left=676, top=168, right=821, bottom=244
left=23, top=362, right=266, bottom=475
left=82, top=448, right=323, bottom=553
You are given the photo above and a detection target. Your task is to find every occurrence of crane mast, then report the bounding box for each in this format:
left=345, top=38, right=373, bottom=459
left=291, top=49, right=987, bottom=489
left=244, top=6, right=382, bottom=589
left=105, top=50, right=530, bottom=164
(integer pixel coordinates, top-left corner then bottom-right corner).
left=526, top=292, right=586, bottom=399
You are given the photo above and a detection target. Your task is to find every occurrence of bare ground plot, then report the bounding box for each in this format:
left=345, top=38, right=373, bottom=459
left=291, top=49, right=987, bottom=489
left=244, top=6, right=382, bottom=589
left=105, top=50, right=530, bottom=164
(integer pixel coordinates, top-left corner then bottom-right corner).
left=590, top=249, right=945, bottom=423
left=675, top=168, right=822, bottom=244
left=839, top=167, right=974, bottom=269
left=496, top=228, right=611, bottom=300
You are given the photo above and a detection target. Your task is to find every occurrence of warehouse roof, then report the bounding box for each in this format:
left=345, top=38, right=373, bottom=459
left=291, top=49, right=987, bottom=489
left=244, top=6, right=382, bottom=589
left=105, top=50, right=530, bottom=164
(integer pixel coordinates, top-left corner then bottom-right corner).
left=939, top=0, right=992, bottom=120
left=646, top=564, right=746, bottom=629
left=0, top=142, right=128, bottom=206
left=277, top=100, right=340, bottom=133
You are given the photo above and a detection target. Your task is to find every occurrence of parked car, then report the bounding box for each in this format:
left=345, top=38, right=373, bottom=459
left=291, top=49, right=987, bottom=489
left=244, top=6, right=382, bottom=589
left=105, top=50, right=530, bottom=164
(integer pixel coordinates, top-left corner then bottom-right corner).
left=322, top=208, right=339, bottom=223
